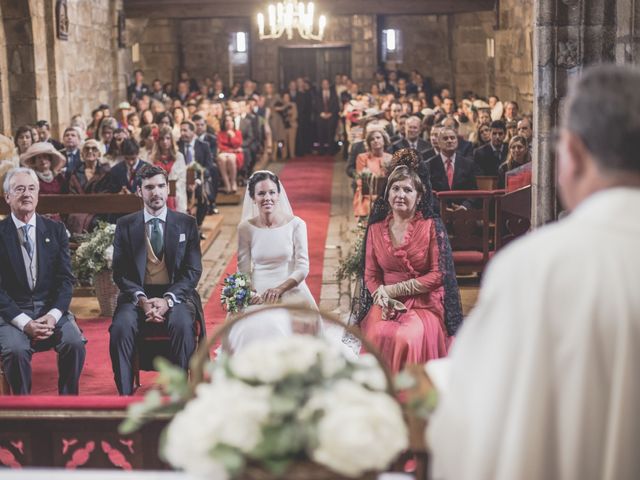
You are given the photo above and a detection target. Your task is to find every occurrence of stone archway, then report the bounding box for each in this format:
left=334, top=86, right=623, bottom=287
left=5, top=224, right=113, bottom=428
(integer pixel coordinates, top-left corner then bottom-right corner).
left=0, top=0, right=37, bottom=133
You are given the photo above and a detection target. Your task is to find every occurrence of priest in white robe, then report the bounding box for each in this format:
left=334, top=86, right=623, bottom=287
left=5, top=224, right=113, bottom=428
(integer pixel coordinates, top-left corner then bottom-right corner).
left=428, top=64, right=640, bottom=480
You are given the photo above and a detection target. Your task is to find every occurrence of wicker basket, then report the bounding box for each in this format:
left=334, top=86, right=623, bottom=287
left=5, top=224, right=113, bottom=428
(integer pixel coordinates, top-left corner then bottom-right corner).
left=188, top=304, right=399, bottom=480
left=93, top=269, right=119, bottom=317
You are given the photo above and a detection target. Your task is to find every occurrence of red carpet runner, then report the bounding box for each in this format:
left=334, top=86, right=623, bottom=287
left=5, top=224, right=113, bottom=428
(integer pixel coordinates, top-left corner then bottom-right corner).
left=30, top=155, right=335, bottom=395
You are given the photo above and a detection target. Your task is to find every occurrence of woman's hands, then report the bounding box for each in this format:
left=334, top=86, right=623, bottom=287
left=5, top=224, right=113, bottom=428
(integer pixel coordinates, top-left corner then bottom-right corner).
left=249, top=290, right=263, bottom=305
left=262, top=287, right=284, bottom=304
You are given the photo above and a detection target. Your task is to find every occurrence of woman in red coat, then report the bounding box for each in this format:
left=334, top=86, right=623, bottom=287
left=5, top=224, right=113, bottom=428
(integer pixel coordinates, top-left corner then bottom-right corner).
left=217, top=114, right=243, bottom=193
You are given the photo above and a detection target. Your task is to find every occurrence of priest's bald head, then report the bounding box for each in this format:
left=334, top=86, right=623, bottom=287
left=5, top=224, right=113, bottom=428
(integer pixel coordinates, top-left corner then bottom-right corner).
left=557, top=64, right=640, bottom=210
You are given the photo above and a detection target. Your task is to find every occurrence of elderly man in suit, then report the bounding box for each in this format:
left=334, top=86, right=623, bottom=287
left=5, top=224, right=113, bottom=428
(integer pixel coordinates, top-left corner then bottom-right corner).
left=427, top=127, right=479, bottom=210
left=392, top=115, right=431, bottom=160
left=110, top=164, right=203, bottom=395
left=0, top=168, right=85, bottom=394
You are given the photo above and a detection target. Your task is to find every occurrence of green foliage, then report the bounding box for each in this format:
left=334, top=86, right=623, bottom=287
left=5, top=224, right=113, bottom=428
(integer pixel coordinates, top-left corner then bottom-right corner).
left=336, top=222, right=367, bottom=283
left=71, top=221, right=116, bottom=284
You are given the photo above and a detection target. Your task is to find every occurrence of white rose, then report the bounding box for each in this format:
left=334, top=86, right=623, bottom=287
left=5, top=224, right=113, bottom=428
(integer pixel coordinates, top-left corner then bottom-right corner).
left=104, top=245, right=114, bottom=268
left=351, top=354, right=388, bottom=391
left=230, top=335, right=342, bottom=383
left=163, top=378, right=272, bottom=475
left=304, top=380, right=407, bottom=477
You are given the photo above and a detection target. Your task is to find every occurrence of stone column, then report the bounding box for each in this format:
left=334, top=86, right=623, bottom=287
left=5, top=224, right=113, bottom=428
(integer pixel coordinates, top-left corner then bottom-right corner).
left=532, top=0, right=615, bottom=227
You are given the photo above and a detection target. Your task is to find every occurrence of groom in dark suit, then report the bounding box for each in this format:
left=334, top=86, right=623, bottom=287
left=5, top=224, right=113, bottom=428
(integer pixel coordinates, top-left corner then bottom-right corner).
left=0, top=168, right=86, bottom=394
left=110, top=164, right=204, bottom=395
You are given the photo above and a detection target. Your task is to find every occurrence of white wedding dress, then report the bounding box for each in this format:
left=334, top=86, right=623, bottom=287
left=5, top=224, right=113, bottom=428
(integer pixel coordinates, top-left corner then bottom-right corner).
left=227, top=216, right=319, bottom=351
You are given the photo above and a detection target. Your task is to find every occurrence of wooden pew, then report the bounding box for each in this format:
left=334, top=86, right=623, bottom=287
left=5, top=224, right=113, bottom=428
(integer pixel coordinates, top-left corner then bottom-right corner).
left=0, top=193, right=143, bottom=215
left=0, top=396, right=169, bottom=469
left=437, top=190, right=503, bottom=276
left=495, top=185, right=532, bottom=249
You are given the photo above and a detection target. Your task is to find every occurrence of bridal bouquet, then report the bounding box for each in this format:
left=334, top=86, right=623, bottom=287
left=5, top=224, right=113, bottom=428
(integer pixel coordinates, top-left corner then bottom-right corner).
left=220, top=272, right=252, bottom=313
left=121, top=335, right=408, bottom=479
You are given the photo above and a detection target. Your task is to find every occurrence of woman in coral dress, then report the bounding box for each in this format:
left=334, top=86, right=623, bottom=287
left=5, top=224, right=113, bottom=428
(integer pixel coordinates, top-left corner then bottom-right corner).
left=354, top=149, right=463, bottom=372
left=353, top=129, right=392, bottom=219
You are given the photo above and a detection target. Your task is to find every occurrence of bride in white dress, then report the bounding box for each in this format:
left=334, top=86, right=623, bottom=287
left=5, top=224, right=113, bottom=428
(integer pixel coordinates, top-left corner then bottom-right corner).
left=227, top=170, right=320, bottom=351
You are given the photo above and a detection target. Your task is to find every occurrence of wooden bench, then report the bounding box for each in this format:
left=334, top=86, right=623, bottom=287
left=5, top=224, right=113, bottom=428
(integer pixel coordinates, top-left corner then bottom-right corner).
left=0, top=193, right=143, bottom=216
left=495, top=185, right=531, bottom=249
left=437, top=190, right=503, bottom=276
left=0, top=396, right=169, bottom=469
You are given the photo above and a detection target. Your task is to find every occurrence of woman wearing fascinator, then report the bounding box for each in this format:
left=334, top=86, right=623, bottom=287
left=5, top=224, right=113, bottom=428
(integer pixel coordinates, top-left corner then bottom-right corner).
left=351, top=149, right=463, bottom=372
left=227, top=170, right=320, bottom=351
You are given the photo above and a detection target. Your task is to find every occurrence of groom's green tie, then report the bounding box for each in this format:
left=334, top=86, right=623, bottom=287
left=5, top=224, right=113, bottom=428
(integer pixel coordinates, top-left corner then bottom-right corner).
left=149, top=217, right=163, bottom=259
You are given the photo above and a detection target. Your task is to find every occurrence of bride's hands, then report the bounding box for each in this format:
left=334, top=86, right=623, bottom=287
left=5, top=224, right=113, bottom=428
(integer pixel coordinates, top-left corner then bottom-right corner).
left=262, top=287, right=283, bottom=304
left=249, top=290, right=263, bottom=305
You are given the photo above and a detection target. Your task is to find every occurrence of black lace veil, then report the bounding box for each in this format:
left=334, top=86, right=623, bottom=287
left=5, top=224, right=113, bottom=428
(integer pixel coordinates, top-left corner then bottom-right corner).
left=350, top=149, right=463, bottom=336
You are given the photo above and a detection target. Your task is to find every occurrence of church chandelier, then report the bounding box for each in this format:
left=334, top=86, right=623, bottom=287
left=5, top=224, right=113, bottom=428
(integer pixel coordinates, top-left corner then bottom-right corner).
left=257, top=1, right=327, bottom=41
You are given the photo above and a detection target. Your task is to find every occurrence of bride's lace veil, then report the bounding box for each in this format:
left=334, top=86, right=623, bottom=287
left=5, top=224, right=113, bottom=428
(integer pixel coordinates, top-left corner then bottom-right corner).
left=240, top=170, right=294, bottom=223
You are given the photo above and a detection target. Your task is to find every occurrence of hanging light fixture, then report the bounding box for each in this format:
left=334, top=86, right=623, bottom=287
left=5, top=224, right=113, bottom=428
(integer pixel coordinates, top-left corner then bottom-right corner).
left=257, top=1, right=327, bottom=41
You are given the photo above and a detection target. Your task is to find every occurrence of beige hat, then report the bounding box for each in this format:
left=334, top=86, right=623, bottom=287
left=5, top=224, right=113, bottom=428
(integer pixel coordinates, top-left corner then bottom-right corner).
left=20, top=142, right=66, bottom=172
left=473, top=99, right=491, bottom=110
left=359, top=107, right=385, bottom=123
left=0, top=134, right=14, bottom=161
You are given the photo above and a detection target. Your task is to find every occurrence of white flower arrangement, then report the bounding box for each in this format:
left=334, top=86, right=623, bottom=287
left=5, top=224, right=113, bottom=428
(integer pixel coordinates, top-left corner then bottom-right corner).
left=121, top=335, right=408, bottom=479
left=71, top=221, right=117, bottom=284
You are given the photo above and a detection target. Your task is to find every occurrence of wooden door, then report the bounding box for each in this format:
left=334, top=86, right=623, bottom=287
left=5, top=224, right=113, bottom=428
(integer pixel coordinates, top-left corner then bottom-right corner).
left=279, top=46, right=351, bottom=89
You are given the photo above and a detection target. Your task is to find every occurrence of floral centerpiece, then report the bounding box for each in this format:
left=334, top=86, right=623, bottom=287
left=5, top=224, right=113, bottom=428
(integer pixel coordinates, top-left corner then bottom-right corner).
left=220, top=272, right=252, bottom=313
left=71, top=221, right=116, bottom=284
left=121, top=332, right=408, bottom=479
left=71, top=221, right=118, bottom=316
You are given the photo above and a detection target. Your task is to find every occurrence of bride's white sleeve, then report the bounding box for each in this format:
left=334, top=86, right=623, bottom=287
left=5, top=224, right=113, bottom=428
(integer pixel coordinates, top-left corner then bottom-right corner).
left=288, top=218, right=310, bottom=285
left=237, top=222, right=252, bottom=275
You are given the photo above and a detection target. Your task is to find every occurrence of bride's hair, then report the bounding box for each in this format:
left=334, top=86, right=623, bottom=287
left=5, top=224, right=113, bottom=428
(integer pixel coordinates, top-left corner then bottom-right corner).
left=248, top=171, right=281, bottom=199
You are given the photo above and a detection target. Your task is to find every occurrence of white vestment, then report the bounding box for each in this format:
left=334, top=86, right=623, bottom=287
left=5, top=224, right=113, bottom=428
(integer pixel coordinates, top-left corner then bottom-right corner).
left=428, top=187, right=640, bottom=480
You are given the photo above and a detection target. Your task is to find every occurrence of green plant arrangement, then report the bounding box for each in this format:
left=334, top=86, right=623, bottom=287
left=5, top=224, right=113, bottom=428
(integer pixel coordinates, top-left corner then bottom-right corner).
left=71, top=221, right=116, bottom=285
left=336, top=222, right=367, bottom=283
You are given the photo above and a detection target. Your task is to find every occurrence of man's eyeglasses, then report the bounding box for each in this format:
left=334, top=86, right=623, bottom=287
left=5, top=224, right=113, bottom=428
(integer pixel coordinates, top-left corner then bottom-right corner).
left=83, top=147, right=100, bottom=152
left=11, top=185, right=38, bottom=195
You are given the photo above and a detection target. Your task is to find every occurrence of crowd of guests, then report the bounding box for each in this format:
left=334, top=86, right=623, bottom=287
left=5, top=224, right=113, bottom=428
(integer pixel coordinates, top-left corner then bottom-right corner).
left=0, top=65, right=534, bottom=395
left=327, top=68, right=534, bottom=218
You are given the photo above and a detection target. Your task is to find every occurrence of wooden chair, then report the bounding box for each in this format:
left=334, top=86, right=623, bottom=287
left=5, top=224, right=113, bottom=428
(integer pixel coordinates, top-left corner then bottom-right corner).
left=495, top=185, right=532, bottom=249
left=437, top=190, right=500, bottom=275
left=0, top=358, right=10, bottom=394
left=132, top=292, right=205, bottom=390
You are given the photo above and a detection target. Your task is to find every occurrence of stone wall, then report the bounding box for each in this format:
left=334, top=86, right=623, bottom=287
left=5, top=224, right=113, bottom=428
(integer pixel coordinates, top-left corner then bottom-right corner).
left=0, top=0, right=130, bottom=137
left=133, top=17, right=251, bottom=88
left=451, top=11, right=495, bottom=99
left=494, top=0, right=534, bottom=113
left=134, top=18, right=179, bottom=85
left=1, top=0, right=38, bottom=133
left=50, top=0, right=130, bottom=132
left=250, top=14, right=376, bottom=88
left=382, top=15, right=451, bottom=92
left=0, top=5, right=11, bottom=135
